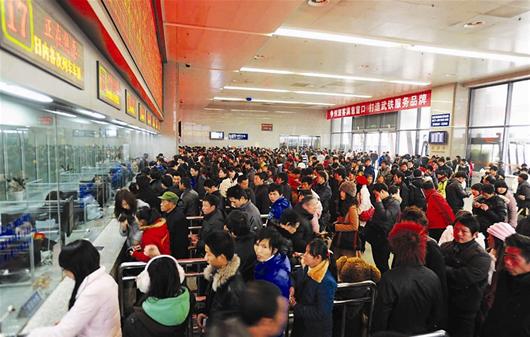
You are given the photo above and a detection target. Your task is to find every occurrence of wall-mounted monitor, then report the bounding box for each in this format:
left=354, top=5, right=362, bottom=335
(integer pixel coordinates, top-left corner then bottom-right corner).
left=209, top=131, right=224, bottom=140
left=429, top=131, right=448, bottom=144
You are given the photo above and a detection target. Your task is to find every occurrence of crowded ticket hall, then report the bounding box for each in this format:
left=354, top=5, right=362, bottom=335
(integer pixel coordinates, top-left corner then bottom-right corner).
left=1, top=0, right=530, bottom=336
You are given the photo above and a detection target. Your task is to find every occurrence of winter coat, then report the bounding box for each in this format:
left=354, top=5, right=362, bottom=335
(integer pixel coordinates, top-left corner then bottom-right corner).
left=234, top=233, right=257, bottom=282
left=137, top=186, right=160, bottom=211
left=498, top=192, right=518, bottom=228
left=473, top=195, right=508, bottom=233
left=334, top=204, right=360, bottom=251
left=395, top=182, right=410, bottom=210
left=426, top=239, right=448, bottom=328
left=364, top=165, right=375, bottom=179
left=424, top=189, right=455, bottom=230
left=191, top=175, right=206, bottom=199
left=314, top=182, right=332, bottom=214
left=132, top=219, right=171, bottom=262
left=516, top=180, right=530, bottom=209
left=441, top=240, right=491, bottom=314
left=408, top=178, right=426, bottom=210
left=254, top=253, right=291, bottom=299
left=281, top=182, right=292, bottom=204
left=291, top=266, right=337, bottom=337
left=365, top=196, right=401, bottom=244
left=179, top=188, right=200, bottom=216
left=254, top=184, right=271, bottom=214
left=276, top=215, right=313, bottom=254
left=373, top=265, right=443, bottom=335
left=268, top=197, right=291, bottom=223
left=203, top=255, right=245, bottom=325
left=198, top=209, right=225, bottom=252
left=163, top=207, right=189, bottom=259
left=239, top=201, right=263, bottom=233
left=28, top=267, right=121, bottom=337
left=123, top=287, right=192, bottom=337
left=219, top=177, right=237, bottom=198
left=481, top=270, right=530, bottom=337
left=446, top=179, right=469, bottom=214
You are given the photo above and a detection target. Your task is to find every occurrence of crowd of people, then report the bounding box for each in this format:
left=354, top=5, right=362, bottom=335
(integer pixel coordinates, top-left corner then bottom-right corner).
left=28, top=146, right=530, bottom=337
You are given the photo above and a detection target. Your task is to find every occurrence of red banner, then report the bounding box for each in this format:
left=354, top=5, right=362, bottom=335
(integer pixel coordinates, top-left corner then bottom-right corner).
left=327, top=90, right=431, bottom=120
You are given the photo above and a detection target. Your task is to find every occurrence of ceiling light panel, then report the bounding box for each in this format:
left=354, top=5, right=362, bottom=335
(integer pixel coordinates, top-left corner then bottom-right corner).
left=223, top=85, right=371, bottom=98
left=272, top=27, right=530, bottom=63
left=213, top=96, right=334, bottom=106
left=0, top=82, right=53, bottom=103
left=239, top=67, right=430, bottom=86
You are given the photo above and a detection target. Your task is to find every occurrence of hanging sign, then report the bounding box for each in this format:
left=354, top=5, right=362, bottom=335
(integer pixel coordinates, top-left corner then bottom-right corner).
left=261, top=123, right=273, bottom=131
left=138, top=104, right=146, bottom=123
left=431, top=113, right=450, bottom=127
left=228, top=133, right=248, bottom=140
left=125, top=89, right=138, bottom=118
left=327, top=90, right=431, bottom=120
left=0, top=0, right=84, bottom=88
left=97, top=61, right=121, bottom=109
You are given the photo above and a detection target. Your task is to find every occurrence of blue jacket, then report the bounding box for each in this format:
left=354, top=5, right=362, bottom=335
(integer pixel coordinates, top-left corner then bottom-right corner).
left=268, top=197, right=291, bottom=222
left=255, top=254, right=292, bottom=299
left=292, top=266, right=337, bottom=337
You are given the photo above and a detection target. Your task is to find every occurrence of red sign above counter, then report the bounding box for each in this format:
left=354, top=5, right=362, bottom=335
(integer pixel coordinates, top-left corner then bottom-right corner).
left=0, top=0, right=84, bottom=88
left=327, top=90, right=431, bottom=120
left=97, top=61, right=121, bottom=109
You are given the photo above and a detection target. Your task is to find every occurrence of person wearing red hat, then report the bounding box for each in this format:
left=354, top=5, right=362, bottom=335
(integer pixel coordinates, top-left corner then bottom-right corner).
left=373, top=221, right=443, bottom=334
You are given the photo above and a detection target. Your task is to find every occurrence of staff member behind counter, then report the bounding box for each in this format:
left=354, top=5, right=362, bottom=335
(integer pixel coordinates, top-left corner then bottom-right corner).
left=28, top=240, right=121, bottom=337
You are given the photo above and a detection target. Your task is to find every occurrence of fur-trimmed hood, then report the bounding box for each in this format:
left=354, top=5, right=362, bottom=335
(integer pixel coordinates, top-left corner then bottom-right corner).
left=204, top=255, right=241, bottom=291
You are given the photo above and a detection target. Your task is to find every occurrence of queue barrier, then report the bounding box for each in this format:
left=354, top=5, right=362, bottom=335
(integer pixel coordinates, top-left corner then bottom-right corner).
left=333, top=281, right=377, bottom=337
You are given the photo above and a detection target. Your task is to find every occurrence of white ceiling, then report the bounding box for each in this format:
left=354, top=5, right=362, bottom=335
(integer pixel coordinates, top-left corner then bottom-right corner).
left=165, top=0, right=530, bottom=116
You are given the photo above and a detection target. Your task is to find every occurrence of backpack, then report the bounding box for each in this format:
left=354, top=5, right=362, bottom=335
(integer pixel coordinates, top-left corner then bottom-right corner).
left=408, top=180, right=426, bottom=210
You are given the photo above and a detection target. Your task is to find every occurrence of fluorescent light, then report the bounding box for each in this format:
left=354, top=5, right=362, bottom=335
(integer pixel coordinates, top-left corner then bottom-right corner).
left=0, top=82, right=53, bottom=103
left=44, top=109, right=77, bottom=118
left=224, top=85, right=371, bottom=98
left=231, top=109, right=268, bottom=112
left=111, top=119, right=129, bottom=126
left=275, top=111, right=296, bottom=114
left=76, top=108, right=106, bottom=119
left=240, top=67, right=292, bottom=75
left=239, top=67, right=429, bottom=86
left=273, top=27, right=400, bottom=48
left=293, top=90, right=371, bottom=98
left=251, top=98, right=334, bottom=106
left=213, top=97, right=247, bottom=102
left=407, top=44, right=530, bottom=63
left=91, top=120, right=109, bottom=125
left=73, top=118, right=90, bottom=125
left=273, top=27, right=530, bottom=63
left=224, top=86, right=289, bottom=93
left=204, top=108, right=225, bottom=111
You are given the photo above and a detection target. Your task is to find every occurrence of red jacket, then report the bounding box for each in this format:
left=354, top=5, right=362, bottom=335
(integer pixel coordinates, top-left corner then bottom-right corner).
left=424, top=189, right=455, bottom=230
left=132, top=218, right=171, bottom=262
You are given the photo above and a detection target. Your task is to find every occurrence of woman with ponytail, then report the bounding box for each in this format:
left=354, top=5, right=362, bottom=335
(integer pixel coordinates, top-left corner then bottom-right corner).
left=28, top=240, right=121, bottom=337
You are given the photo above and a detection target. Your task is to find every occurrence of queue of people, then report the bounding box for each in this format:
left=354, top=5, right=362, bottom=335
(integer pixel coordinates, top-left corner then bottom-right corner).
left=27, top=147, right=530, bottom=337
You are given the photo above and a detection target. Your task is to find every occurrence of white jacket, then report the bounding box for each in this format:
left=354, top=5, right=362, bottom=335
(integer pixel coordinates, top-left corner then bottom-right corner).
left=29, top=267, right=121, bottom=337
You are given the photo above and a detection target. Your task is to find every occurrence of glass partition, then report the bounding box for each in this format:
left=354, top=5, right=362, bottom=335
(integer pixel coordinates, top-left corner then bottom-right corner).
left=0, top=94, right=157, bottom=334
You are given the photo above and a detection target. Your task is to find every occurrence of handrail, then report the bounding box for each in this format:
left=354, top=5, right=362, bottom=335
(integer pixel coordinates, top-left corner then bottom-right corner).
left=333, top=280, right=377, bottom=337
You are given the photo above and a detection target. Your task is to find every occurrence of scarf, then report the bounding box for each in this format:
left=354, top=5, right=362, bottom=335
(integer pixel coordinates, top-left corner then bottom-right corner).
left=308, top=260, right=330, bottom=283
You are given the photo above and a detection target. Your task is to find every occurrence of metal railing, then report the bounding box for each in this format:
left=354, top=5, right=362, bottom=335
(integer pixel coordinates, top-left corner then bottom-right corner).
left=333, top=281, right=377, bottom=337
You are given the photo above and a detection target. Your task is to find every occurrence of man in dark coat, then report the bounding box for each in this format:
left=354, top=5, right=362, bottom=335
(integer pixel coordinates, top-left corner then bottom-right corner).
left=198, top=231, right=245, bottom=331
left=277, top=208, right=313, bottom=254
left=516, top=173, right=530, bottom=215
left=373, top=222, right=443, bottom=335
left=365, top=183, right=401, bottom=273
left=197, top=194, right=225, bottom=255
left=178, top=177, right=201, bottom=216
left=472, top=183, right=508, bottom=235
left=159, top=191, right=189, bottom=259
left=441, top=213, right=491, bottom=337
left=392, top=171, right=410, bottom=211
left=254, top=172, right=271, bottom=214
left=481, top=233, right=530, bottom=337
left=446, top=171, right=470, bottom=215
left=225, top=210, right=257, bottom=283
left=190, top=165, right=206, bottom=199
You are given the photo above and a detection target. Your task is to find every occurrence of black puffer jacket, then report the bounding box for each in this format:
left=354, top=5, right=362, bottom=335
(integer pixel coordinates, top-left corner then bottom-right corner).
left=481, top=270, right=530, bottom=337
left=203, top=256, right=245, bottom=326
left=373, top=265, right=443, bottom=334
left=441, top=240, right=491, bottom=314
left=198, top=209, right=225, bottom=253
left=163, top=206, right=189, bottom=259
left=516, top=180, right=530, bottom=209
left=365, top=196, right=401, bottom=243
left=446, top=179, right=469, bottom=213
left=473, top=195, right=508, bottom=233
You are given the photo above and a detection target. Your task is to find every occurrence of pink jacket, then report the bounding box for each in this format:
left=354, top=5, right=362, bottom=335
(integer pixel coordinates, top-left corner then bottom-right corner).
left=29, top=267, right=121, bottom=337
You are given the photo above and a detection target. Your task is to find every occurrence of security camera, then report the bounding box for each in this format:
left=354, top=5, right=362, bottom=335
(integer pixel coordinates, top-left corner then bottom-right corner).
left=246, top=97, right=252, bottom=102
left=185, top=63, right=191, bottom=68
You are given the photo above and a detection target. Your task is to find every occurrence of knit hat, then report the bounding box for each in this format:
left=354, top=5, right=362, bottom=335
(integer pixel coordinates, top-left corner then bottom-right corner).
left=388, top=222, right=427, bottom=266
left=356, top=175, right=368, bottom=186
left=339, top=181, right=357, bottom=198
left=487, top=222, right=515, bottom=241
